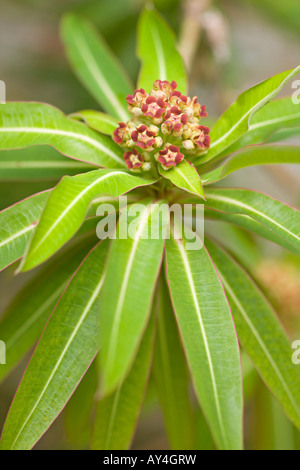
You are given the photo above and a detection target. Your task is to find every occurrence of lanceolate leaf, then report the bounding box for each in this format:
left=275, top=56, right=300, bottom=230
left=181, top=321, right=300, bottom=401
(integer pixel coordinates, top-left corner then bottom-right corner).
left=165, top=227, right=243, bottom=450
left=0, top=102, right=125, bottom=168
left=137, top=8, right=187, bottom=94
left=205, top=207, right=300, bottom=257
left=159, top=160, right=205, bottom=198
left=0, top=240, right=109, bottom=450
left=266, top=126, right=300, bottom=144
left=0, top=237, right=96, bottom=384
left=20, top=170, right=156, bottom=272
left=64, top=360, right=98, bottom=448
left=207, top=239, right=300, bottom=430
left=100, top=200, right=169, bottom=396
left=0, top=190, right=50, bottom=271
left=61, top=14, right=132, bottom=121
left=204, top=66, right=300, bottom=161
left=221, top=97, right=300, bottom=157
left=70, top=110, right=119, bottom=136
left=0, top=146, right=96, bottom=180
left=204, top=188, right=300, bottom=254
left=153, top=275, right=195, bottom=450
left=202, top=146, right=300, bottom=185
left=91, top=315, right=155, bottom=450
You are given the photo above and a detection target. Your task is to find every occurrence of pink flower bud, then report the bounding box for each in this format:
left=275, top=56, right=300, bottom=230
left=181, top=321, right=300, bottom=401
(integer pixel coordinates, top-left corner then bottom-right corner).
left=151, top=80, right=177, bottom=101
left=141, top=96, right=167, bottom=124
left=113, top=122, right=129, bottom=144
left=183, top=124, right=210, bottom=151
left=123, top=149, right=144, bottom=170
left=126, top=89, right=148, bottom=115
left=130, top=124, right=162, bottom=152
left=114, top=80, right=210, bottom=171
left=162, top=107, right=189, bottom=137
left=156, top=144, right=184, bottom=170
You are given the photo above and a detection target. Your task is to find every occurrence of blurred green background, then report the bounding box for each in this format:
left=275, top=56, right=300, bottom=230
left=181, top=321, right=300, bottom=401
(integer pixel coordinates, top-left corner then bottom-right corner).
left=0, top=0, right=300, bottom=450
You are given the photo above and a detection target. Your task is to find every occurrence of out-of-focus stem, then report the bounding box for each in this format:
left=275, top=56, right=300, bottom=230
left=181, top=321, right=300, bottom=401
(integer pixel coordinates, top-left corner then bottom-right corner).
left=178, top=0, right=212, bottom=72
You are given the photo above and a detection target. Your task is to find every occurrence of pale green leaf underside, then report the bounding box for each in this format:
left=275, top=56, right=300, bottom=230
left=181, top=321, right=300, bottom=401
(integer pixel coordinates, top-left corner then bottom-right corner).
left=204, top=188, right=300, bottom=254
left=0, top=102, right=125, bottom=168
left=137, top=8, right=187, bottom=94
left=153, top=275, right=195, bottom=450
left=70, top=110, right=119, bottom=136
left=165, top=227, right=243, bottom=450
left=205, top=208, right=300, bottom=256
left=207, top=240, right=300, bottom=430
left=0, top=241, right=109, bottom=450
left=267, top=126, right=300, bottom=144
left=204, top=66, right=300, bottom=161
left=61, top=14, right=132, bottom=121
left=64, top=361, right=98, bottom=448
left=100, top=200, right=168, bottom=396
left=0, top=191, right=50, bottom=271
left=222, top=97, right=300, bottom=157
left=159, top=160, right=205, bottom=198
left=20, top=170, right=156, bottom=272
left=0, top=238, right=95, bottom=384
left=91, top=315, right=154, bottom=450
left=202, top=146, right=300, bottom=185
left=0, top=146, right=96, bottom=180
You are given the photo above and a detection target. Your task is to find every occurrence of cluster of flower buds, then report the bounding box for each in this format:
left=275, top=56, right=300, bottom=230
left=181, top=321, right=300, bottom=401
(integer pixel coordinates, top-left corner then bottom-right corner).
left=113, top=80, right=210, bottom=171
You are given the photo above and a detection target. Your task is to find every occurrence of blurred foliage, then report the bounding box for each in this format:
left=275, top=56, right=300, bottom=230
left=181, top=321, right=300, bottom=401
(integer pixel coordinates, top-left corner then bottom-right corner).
left=0, top=0, right=300, bottom=451
left=243, top=0, right=300, bottom=35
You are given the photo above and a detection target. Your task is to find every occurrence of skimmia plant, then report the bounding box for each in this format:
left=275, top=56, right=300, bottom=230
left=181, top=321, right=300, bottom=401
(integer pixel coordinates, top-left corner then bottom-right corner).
left=0, top=8, right=300, bottom=451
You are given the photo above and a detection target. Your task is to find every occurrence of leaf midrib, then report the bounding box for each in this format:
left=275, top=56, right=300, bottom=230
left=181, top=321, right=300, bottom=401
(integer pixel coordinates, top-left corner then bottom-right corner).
left=175, top=166, right=202, bottom=196
left=220, top=273, right=300, bottom=421
left=209, top=68, right=300, bottom=151
left=5, top=282, right=65, bottom=350
left=8, top=273, right=105, bottom=450
left=206, top=193, right=300, bottom=244
left=73, top=28, right=129, bottom=122
left=105, top=203, right=158, bottom=376
left=151, top=22, right=167, bottom=81
left=250, top=111, right=300, bottom=131
left=173, top=237, right=228, bottom=449
left=27, top=171, right=127, bottom=259
left=0, top=127, right=125, bottom=165
left=0, top=224, right=34, bottom=250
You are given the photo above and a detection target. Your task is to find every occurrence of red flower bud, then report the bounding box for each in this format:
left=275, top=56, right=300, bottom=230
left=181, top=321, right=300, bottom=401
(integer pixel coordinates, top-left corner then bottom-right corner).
left=123, top=149, right=144, bottom=169
left=156, top=144, right=184, bottom=170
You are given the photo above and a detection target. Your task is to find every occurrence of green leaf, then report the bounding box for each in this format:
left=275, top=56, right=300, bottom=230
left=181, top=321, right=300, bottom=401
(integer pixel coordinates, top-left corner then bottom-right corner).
left=206, top=239, right=300, bottom=430
left=153, top=274, right=195, bottom=450
left=205, top=207, right=300, bottom=256
left=70, top=110, right=119, bottom=136
left=0, top=190, right=50, bottom=271
left=203, top=66, right=300, bottom=161
left=202, top=146, right=300, bottom=185
left=0, top=102, right=125, bottom=168
left=247, top=0, right=300, bottom=36
left=204, top=188, right=300, bottom=254
left=0, top=240, right=108, bottom=450
left=220, top=97, right=300, bottom=158
left=91, top=315, right=155, bottom=450
left=64, top=360, right=98, bottom=449
left=137, top=8, right=187, bottom=94
left=61, top=14, right=132, bottom=121
left=100, top=200, right=168, bottom=396
left=267, top=126, right=300, bottom=144
left=0, top=236, right=96, bottom=384
left=195, top=409, right=216, bottom=450
left=0, top=146, right=95, bottom=180
left=165, top=226, right=243, bottom=450
left=20, top=169, right=156, bottom=272
left=159, top=160, right=205, bottom=198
